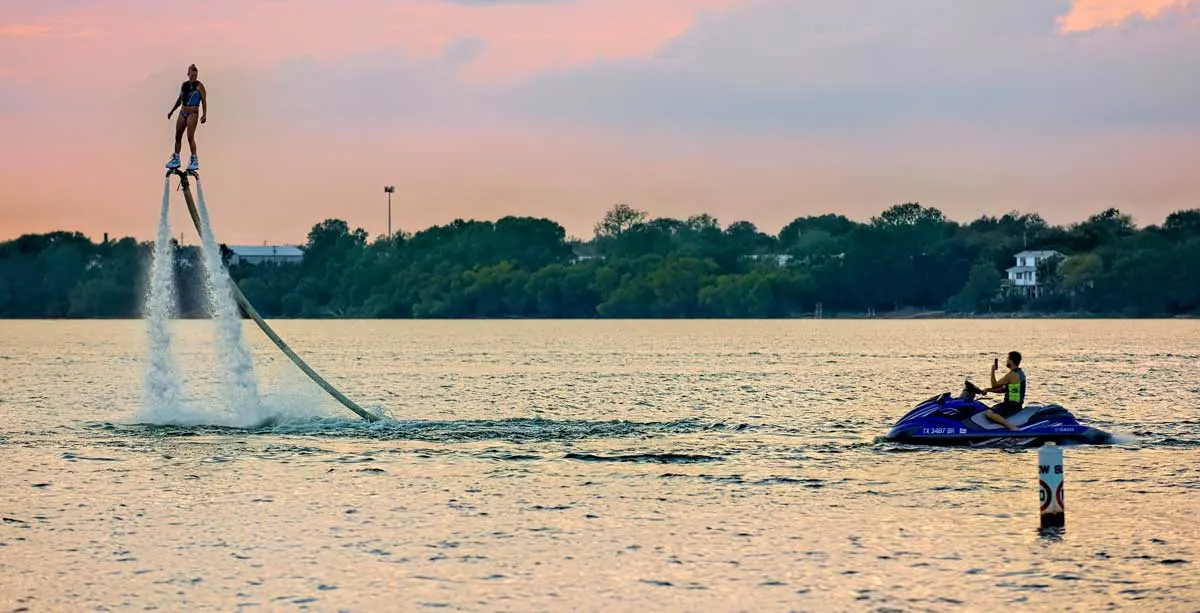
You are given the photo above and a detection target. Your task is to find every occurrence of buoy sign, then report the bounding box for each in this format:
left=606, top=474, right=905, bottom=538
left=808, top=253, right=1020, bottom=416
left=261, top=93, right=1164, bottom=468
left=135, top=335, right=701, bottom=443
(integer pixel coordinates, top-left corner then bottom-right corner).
left=1038, top=443, right=1065, bottom=528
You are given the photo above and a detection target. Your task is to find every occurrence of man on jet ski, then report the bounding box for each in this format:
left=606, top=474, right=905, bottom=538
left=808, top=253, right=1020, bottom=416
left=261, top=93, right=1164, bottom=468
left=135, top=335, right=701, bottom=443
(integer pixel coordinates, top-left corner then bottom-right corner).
left=980, top=351, right=1025, bottom=431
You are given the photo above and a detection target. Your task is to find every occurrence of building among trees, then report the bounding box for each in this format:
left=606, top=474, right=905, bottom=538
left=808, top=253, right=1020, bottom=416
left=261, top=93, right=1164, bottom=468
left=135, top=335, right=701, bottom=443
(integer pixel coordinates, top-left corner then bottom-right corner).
left=227, top=245, right=304, bottom=266
left=1005, top=249, right=1064, bottom=298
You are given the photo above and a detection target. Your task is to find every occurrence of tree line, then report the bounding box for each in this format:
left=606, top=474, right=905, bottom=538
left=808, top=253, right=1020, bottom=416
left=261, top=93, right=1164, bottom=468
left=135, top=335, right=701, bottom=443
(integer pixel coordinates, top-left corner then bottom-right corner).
left=1, top=203, right=1198, bottom=319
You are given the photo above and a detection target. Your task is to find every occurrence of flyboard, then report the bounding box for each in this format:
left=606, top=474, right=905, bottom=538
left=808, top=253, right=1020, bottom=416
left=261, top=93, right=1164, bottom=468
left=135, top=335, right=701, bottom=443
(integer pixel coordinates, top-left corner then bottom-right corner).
left=167, top=169, right=379, bottom=422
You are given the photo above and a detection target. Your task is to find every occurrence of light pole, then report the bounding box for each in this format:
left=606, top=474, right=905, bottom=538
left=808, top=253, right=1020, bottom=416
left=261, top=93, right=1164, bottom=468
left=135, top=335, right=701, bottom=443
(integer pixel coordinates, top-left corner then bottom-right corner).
left=384, top=185, right=395, bottom=239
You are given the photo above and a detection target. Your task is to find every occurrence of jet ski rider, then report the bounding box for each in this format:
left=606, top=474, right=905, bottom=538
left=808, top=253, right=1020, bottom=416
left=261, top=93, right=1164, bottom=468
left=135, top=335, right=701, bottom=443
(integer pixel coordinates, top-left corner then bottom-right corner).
left=981, top=351, right=1025, bottom=431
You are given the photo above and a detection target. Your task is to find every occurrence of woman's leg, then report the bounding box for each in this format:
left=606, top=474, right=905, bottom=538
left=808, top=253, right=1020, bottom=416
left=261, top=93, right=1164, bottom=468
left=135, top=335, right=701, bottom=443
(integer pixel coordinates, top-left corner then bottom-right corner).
left=174, top=112, right=187, bottom=155
left=185, top=111, right=199, bottom=156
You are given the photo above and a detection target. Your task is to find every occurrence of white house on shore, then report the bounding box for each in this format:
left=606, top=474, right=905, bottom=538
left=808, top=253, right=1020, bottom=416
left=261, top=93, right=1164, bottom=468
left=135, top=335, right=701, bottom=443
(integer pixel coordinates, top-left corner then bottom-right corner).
left=227, top=245, right=304, bottom=266
left=1006, top=249, right=1063, bottom=297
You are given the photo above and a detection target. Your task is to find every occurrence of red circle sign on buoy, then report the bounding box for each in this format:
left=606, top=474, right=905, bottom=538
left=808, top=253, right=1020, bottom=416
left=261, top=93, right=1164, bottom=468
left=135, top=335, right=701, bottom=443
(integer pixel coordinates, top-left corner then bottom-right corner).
left=1039, top=480, right=1052, bottom=511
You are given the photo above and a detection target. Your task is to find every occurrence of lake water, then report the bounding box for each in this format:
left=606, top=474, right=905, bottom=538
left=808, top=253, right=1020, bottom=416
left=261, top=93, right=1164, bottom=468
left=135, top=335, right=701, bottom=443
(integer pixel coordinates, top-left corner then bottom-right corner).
left=1, top=319, right=1197, bottom=612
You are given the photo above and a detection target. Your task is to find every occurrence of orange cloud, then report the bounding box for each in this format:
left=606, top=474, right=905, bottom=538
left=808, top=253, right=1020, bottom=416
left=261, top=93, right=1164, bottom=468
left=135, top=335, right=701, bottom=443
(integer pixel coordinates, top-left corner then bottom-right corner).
left=0, top=24, right=53, bottom=37
left=0, top=22, right=96, bottom=38
left=1058, top=0, right=1191, bottom=32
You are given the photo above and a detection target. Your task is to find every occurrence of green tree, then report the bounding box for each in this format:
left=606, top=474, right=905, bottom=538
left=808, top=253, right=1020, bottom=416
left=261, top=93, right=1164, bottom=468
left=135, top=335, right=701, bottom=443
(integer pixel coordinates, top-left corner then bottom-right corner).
left=593, top=204, right=647, bottom=240
left=948, top=261, right=1003, bottom=312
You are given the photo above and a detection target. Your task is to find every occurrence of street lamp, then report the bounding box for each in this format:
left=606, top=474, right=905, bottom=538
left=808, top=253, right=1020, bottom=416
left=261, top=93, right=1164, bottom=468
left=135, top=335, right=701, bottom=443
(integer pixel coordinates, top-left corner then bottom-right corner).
left=384, top=185, right=395, bottom=238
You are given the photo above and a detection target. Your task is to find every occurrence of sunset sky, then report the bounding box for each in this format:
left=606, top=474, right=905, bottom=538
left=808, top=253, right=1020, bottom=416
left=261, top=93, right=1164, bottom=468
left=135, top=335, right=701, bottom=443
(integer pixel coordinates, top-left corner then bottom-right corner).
left=1, top=0, right=1197, bottom=245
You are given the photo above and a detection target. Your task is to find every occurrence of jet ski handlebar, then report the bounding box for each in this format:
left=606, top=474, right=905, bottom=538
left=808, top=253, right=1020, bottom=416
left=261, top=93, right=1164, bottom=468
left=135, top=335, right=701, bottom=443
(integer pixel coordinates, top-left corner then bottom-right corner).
left=960, top=379, right=987, bottom=400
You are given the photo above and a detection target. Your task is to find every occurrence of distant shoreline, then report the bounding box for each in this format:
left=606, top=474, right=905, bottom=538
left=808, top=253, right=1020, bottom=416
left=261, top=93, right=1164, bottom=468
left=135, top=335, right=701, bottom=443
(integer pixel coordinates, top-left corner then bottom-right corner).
left=5, top=204, right=1197, bottom=320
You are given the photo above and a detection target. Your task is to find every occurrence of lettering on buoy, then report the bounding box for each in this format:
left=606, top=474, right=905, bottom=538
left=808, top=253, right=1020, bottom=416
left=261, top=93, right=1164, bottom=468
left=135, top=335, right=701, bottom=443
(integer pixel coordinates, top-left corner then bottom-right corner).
left=1038, top=442, right=1065, bottom=528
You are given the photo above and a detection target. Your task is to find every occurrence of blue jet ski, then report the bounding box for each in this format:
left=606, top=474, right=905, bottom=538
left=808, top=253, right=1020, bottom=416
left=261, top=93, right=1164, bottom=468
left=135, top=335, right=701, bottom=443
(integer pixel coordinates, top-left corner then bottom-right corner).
left=885, top=380, right=1111, bottom=447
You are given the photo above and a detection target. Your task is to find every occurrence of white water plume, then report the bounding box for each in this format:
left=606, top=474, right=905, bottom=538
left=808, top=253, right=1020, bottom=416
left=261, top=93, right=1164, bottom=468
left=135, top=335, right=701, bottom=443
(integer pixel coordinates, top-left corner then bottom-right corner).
left=137, top=178, right=185, bottom=422
left=193, top=179, right=265, bottom=422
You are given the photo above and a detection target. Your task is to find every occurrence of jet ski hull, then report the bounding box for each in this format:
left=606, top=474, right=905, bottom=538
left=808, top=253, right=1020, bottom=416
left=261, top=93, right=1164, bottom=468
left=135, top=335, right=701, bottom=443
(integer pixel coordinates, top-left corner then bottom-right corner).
left=885, top=424, right=1112, bottom=447
left=884, top=390, right=1112, bottom=447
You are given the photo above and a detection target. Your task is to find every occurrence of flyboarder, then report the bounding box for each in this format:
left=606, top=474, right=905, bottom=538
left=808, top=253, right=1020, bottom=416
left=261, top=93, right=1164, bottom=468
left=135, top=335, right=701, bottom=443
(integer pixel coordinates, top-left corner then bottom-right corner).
left=166, top=64, right=207, bottom=172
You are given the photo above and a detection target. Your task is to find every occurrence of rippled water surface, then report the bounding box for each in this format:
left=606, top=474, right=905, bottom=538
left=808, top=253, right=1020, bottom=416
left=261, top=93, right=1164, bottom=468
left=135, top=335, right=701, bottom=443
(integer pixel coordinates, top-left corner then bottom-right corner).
left=1, top=319, right=1197, bottom=612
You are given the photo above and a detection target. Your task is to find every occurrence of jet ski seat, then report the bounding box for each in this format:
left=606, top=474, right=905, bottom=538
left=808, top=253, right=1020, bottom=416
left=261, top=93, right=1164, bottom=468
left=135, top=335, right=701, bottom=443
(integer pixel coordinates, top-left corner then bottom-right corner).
left=968, top=404, right=1044, bottom=430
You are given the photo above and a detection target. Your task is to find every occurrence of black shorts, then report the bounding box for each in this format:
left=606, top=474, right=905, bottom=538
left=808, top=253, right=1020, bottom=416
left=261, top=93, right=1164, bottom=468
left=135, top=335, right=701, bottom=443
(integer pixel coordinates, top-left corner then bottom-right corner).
left=991, top=401, right=1022, bottom=418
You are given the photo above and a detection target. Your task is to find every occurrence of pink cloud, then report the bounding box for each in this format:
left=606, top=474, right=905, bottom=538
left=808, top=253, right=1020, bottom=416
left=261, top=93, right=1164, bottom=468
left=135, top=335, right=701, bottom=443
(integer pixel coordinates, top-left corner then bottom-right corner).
left=1058, top=0, right=1191, bottom=32
left=383, top=0, right=747, bottom=79
left=0, top=0, right=748, bottom=85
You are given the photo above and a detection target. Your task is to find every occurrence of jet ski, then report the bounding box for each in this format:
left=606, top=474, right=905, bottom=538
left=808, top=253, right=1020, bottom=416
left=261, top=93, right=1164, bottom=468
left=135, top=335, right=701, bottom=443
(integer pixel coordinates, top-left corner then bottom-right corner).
left=885, top=380, right=1111, bottom=447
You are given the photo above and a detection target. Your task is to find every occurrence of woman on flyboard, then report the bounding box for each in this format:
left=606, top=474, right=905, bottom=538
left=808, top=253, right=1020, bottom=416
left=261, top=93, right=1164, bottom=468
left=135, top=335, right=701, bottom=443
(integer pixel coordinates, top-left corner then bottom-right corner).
left=165, top=64, right=207, bottom=172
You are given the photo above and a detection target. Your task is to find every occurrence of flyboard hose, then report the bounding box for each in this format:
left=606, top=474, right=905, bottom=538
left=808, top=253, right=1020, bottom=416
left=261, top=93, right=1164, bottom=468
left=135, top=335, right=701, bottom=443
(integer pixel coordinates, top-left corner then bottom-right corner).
left=169, top=169, right=378, bottom=422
